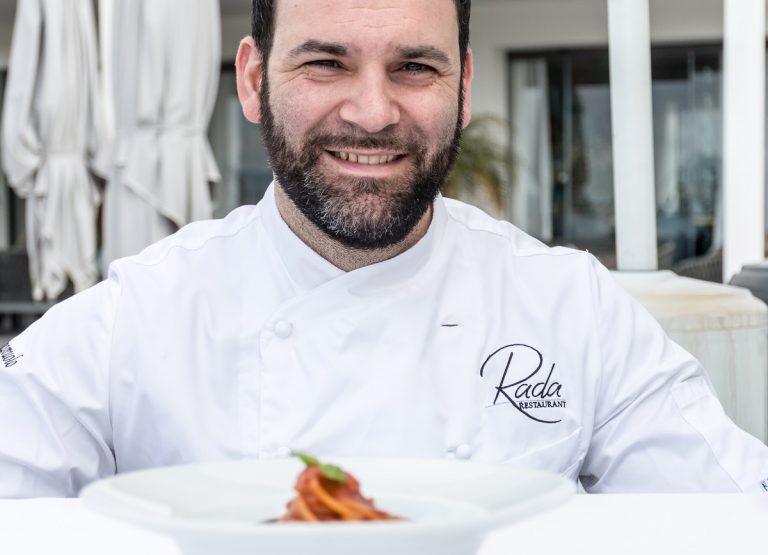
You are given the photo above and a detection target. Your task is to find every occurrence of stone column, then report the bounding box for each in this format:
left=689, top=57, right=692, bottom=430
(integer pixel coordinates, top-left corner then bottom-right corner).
left=608, top=0, right=657, bottom=271
left=722, top=0, right=766, bottom=282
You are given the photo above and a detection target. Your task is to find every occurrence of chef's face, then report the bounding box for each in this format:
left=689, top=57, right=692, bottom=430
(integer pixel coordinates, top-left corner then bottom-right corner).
left=238, top=0, right=473, bottom=248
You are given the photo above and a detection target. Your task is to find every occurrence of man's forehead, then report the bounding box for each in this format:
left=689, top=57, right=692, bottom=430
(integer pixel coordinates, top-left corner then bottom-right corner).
left=271, top=0, right=459, bottom=55
left=272, top=0, right=457, bottom=20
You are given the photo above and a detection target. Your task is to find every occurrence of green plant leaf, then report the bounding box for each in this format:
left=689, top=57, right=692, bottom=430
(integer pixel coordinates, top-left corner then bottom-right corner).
left=292, top=451, right=346, bottom=483
left=318, top=463, right=346, bottom=482
left=293, top=451, right=320, bottom=467
left=445, top=114, right=516, bottom=211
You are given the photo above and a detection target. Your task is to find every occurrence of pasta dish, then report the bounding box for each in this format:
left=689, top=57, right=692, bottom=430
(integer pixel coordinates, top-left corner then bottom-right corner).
left=279, top=453, right=402, bottom=522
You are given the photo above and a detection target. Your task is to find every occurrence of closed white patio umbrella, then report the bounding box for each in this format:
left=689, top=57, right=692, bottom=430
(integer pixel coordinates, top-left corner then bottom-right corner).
left=1, top=0, right=106, bottom=300
left=102, top=0, right=222, bottom=266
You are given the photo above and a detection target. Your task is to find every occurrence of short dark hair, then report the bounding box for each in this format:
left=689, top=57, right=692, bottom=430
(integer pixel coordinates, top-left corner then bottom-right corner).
left=251, top=0, right=471, bottom=71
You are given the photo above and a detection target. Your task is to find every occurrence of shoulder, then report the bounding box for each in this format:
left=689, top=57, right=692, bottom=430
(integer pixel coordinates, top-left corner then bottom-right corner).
left=442, top=197, right=590, bottom=261
left=440, top=197, right=611, bottom=309
left=109, top=204, right=263, bottom=274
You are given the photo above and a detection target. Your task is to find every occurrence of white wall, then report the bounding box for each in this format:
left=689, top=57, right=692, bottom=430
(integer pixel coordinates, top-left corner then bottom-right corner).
left=470, top=0, right=725, bottom=120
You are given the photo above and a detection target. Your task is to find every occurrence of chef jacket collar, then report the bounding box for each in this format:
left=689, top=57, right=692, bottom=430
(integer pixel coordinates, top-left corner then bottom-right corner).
left=261, top=182, right=447, bottom=295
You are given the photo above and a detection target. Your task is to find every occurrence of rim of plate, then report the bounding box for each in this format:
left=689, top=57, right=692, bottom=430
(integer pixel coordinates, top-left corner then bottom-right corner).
left=80, top=459, right=575, bottom=537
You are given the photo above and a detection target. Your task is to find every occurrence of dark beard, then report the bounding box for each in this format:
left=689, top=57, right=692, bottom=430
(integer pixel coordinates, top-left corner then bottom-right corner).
left=259, top=74, right=464, bottom=249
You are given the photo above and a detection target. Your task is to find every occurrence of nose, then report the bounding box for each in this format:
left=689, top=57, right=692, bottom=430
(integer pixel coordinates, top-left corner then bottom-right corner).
left=338, top=68, right=400, bottom=133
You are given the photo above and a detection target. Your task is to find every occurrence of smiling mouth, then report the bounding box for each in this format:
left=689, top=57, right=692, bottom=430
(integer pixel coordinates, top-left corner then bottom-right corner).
left=327, top=150, right=405, bottom=165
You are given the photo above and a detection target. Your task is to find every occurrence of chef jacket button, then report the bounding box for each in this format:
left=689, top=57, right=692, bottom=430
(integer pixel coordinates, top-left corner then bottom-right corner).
left=455, top=444, right=472, bottom=460
left=276, top=445, right=292, bottom=458
left=273, top=320, right=293, bottom=339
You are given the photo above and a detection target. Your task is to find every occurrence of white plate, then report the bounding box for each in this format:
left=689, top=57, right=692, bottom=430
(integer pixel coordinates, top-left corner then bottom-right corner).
left=81, top=458, right=574, bottom=555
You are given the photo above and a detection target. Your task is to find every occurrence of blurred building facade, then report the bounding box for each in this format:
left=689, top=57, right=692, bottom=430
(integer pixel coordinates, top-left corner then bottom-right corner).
left=0, top=0, right=766, bottom=318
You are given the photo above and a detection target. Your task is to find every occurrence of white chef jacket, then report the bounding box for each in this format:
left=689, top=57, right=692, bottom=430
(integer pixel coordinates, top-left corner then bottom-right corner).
left=2, top=184, right=768, bottom=498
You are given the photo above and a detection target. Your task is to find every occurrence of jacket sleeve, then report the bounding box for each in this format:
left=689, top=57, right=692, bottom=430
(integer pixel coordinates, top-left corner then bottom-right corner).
left=580, top=257, right=768, bottom=493
left=0, top=279, right=118, bottom=498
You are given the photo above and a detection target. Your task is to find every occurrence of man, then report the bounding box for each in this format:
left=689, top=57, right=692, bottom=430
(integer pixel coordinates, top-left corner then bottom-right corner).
left=1, top=0, right=767, bottom=498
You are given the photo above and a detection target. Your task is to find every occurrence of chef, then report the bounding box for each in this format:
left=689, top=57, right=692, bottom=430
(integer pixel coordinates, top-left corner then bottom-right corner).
left=2, top=0, right=768, bottom=498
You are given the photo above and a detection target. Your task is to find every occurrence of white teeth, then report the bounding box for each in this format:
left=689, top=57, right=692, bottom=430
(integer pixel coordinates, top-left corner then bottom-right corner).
left=332, top=151, right=399, bottom=164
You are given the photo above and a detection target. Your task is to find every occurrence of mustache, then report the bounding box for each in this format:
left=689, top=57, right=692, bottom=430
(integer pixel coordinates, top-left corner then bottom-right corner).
left=303, top=130, right=429, bottom=156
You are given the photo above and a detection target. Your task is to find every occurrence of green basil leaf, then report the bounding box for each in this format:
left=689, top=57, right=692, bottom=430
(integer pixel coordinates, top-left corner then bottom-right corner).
left=291, top=451, right=346, bottom=483
left=319, top=464, right=346, bottom=483
left=292, top=451, right=320, bottom=467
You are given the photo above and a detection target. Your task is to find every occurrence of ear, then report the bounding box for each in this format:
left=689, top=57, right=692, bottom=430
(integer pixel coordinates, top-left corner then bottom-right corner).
left=236, top=36, right=264, bottom=124
left=460, top=48, right=473, bottom=129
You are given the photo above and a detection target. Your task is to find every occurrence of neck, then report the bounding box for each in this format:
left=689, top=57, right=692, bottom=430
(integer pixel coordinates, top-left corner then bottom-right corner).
left=274, top=182, right=433, bottom=272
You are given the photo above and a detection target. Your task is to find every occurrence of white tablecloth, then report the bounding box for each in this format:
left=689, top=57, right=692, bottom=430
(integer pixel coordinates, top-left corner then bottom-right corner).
left=0, top=495, right=764, bottom=554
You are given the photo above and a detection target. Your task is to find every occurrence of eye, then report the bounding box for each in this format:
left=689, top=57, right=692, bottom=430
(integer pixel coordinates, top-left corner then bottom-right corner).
left=306, top=60, right=342, bottom=70
left=400, top=62, right=437, bottom=74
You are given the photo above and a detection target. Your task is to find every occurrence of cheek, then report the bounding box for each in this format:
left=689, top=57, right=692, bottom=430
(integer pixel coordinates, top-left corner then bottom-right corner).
left=271, top=82, right=339, bottom=135
left=411, top=100, right=459, bottom=144
left=408, top=85, right=461, bottom=126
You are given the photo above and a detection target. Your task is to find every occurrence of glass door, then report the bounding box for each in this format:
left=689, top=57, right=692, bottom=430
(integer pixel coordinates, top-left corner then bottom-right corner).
left=508, top=45, right=723, bottom=272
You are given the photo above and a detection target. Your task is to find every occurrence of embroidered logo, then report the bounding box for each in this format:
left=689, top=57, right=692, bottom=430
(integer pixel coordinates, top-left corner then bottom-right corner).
left=1, top=343, right=23, bottom=368
left=761, top=478, right=768, bottom=492
left=480, top=343, right=566, bottom=424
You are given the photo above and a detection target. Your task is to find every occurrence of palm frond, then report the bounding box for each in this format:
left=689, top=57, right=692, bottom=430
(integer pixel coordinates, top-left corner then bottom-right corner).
left=445, top=114, right=515, bottom=210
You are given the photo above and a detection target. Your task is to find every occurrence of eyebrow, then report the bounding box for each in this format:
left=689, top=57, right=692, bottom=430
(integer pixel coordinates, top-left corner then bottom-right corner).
left=396, top=45, right=451, bottom=66
left=286, top=40, right=452, bottom=66
left=287, top=40, right=348, bottom=59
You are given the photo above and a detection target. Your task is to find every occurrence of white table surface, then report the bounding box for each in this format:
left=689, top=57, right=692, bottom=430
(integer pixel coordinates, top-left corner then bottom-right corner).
left=0, top=495, right=765, bottom=555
